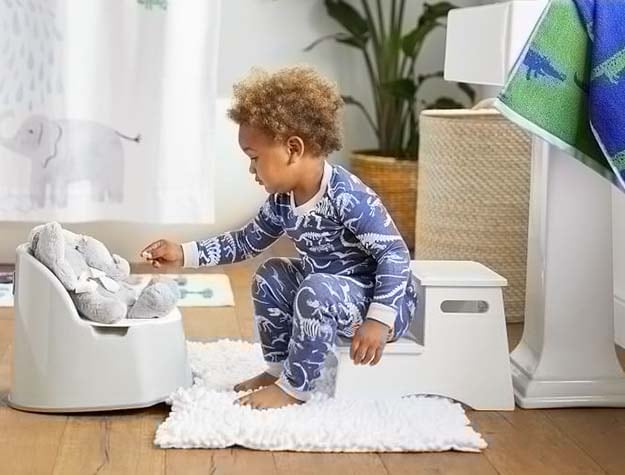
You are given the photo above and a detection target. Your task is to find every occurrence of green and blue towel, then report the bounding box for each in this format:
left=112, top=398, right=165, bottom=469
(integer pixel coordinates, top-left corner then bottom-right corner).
left=494, top=0, right=625, bottom=190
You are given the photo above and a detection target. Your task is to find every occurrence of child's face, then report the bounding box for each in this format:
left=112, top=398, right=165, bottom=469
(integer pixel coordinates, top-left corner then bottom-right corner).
left=238, top=124, right=300, bottom=194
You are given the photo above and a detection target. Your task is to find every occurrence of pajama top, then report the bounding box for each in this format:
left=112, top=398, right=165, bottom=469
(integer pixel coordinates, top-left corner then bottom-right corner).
left=182, top=161, right=414, bottom=329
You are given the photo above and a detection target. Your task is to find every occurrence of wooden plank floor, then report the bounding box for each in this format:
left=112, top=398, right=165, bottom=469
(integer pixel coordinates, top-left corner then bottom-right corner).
left=1, top=248, right=624, bottom=475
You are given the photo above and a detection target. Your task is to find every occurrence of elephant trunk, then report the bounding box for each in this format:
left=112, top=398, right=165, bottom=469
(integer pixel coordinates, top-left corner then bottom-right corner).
left=0, top=111, right=16, bottom=150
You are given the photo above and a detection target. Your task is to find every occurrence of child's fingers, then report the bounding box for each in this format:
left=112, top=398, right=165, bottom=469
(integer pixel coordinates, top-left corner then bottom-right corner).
left=141, top=240, right=165, bottom=259
left=237, top=394, right=251, bottom=406
left=370, top=347, right=383, bottom=366
left=152, top=260, right=162, bottom=269
left=362, top=346, right=376, bottom=365
left=140, top=241, right=158, bottom=256
left=353, top=344, right=368, bottom=365
left=350, top=338, right=361, bottom=362
left=150, top=247, right=168, bottom=260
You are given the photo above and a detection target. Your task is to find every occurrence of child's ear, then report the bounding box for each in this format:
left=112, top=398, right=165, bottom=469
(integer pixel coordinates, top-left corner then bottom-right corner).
left=286, top=136, right=305, bottom=162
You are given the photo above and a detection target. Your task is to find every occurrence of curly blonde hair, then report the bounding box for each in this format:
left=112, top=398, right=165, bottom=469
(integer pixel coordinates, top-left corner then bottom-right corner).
left=227, top=66, right=344, bottom=156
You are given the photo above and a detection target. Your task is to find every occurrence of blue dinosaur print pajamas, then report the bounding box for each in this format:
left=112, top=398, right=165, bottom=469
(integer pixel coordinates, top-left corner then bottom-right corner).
left=182, top=162, right=418, bottom=400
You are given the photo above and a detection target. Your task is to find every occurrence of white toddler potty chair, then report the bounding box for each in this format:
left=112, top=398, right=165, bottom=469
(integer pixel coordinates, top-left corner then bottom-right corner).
left=9, top=243, right=192, bottom=413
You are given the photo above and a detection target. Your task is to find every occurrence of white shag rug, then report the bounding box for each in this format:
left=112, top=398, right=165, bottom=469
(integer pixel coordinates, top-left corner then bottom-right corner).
left=154, top=340, right=487, bottom=452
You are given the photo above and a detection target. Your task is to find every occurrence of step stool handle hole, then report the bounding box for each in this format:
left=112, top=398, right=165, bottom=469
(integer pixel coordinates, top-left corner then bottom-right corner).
left=440, top=300, right=489, bottom=314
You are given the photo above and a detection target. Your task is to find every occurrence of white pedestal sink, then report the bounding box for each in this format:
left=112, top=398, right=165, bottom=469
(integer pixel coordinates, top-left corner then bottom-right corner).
left=444, top=1, right=625, bottom=408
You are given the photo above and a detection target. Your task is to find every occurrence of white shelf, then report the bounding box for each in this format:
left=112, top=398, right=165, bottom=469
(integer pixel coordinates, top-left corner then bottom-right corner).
left=444, top=0, right=547, bottom=86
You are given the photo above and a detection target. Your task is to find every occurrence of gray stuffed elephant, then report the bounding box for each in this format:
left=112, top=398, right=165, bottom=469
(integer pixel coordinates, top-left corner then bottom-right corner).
left=0, top=112, right=140, bottom=208
left=29, top=222, right=179, bottom=324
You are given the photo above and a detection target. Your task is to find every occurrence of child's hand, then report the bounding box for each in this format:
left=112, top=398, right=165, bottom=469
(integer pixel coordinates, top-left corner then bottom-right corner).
left=140, top=239, right=184, bottom=269
left=350, top=319, right=391, bottom=366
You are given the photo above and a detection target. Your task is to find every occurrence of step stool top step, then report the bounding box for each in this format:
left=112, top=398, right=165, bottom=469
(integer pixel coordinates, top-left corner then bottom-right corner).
left=410, top=260, right=507, bottom=287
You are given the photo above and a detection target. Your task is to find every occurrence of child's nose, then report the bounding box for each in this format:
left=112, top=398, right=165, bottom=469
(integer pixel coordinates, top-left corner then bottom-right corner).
left=249, top=162, right=256, bottom=174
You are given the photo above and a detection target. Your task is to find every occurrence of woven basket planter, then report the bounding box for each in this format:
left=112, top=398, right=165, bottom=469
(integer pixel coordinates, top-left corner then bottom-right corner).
left=350, top=152, right=419, bottom=250
left=415, top=109, right=531, bottom=323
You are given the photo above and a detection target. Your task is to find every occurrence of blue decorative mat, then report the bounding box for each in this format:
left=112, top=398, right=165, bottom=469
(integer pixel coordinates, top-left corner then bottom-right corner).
left=0, top=272, right=234, bottom=307
left=0, top=272, right=13, bottom=307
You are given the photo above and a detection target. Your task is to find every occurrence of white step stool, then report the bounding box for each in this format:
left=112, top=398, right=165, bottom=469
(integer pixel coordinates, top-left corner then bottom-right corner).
left=334, top=260, right=515, bottom=410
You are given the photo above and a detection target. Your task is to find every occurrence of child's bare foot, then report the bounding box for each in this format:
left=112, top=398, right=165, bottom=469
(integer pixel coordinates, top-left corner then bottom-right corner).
left=233, top=372, right=278, bottom=392
left=237, top=384, right=303, bottom=409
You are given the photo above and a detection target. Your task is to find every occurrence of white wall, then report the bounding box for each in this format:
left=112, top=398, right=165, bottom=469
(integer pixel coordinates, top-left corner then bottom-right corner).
left=614, top=191, right=625, bottom=347
left=0, top=0, right=479, bottom=263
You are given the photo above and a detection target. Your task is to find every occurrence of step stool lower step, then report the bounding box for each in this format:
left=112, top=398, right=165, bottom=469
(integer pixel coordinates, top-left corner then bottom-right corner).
left=336, top=335, right=424, bottom=355
left=334, top=336, right=424, bottom=401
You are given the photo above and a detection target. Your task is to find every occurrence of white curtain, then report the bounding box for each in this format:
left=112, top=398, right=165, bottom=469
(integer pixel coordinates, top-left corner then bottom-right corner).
left=0, top=0, right=220, bottom=223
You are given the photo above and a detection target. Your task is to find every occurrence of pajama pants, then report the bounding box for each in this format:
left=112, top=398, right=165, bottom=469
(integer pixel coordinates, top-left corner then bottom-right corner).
left=252, top=257, right=418, bottom=401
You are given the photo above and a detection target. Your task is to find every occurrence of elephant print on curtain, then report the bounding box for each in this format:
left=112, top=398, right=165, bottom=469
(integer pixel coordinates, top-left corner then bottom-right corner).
left=0, top=112, right=140, bottom=208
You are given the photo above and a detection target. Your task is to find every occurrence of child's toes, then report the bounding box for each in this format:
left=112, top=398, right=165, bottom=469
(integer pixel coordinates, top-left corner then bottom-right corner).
left=236, top=394, right=250, bottom=406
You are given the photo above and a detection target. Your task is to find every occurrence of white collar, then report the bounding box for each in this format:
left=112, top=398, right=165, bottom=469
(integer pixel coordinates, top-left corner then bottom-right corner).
left=290, top=161, right=333, bottom=216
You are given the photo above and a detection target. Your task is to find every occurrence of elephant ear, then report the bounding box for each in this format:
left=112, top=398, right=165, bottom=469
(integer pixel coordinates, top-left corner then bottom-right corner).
left=33, top=222, right=79, bottom=291
left=77, top=236, right=130, bottom=281
left=41, top=119, right=63, bottom=168
left=27, top=224, right=46, bottom=255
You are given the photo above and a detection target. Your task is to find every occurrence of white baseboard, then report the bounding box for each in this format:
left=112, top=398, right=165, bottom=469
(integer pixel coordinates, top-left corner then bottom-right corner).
left=616, top=294, right=625, bottom=349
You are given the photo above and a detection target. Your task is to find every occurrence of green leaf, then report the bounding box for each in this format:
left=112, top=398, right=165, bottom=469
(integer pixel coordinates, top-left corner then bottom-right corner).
left=405, top=130, right=420, bottom=157
left=304, top=32, right=367, bottom=52
left=304, top=33, right=352, bottom=51
left=417, top=70, right=444, bottom=84
left=423, top=96, right=465, bottom=110
left=420, top=1, right=457, bottom=25
left=381, top=79, right=417, bottom=100
left=324, top=0, right=369, bottom=43
left=342, top=95, right=364, bottom=105
left=401, top=24, right=434, bottom=58
left=456, top=82, right=476, bottom=103
left=336, top=36, right=368, bottom=49
left=342, top=95, right=378, bottom=136
left=402, top=2, right=457, bottom=57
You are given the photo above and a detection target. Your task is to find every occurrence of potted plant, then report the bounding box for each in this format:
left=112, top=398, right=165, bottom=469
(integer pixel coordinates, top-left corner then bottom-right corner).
left=307, top=0, right=475, bottom=249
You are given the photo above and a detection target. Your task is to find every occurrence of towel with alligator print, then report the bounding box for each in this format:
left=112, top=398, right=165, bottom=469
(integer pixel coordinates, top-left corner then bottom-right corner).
left=494, top=0, right=625, bottom=190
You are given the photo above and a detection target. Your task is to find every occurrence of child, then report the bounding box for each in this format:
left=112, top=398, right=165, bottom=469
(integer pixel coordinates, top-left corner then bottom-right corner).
left=141, top=66, right=418, bottom=409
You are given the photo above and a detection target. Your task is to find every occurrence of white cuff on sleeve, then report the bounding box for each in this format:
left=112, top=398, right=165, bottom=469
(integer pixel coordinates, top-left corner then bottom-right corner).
left=181, top=241, right=200, bottom=268
left=365, top=302, right=396, bottom=329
